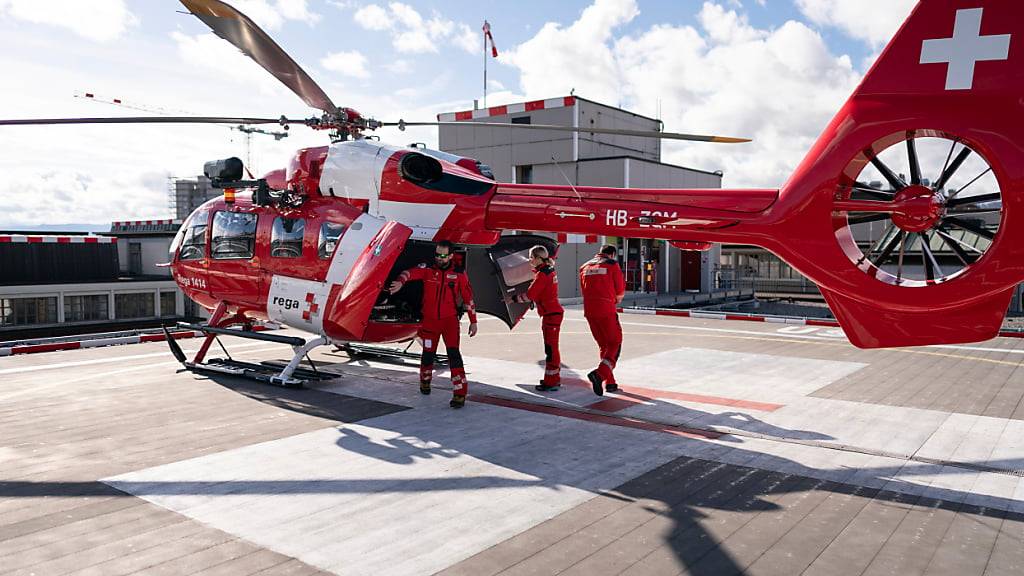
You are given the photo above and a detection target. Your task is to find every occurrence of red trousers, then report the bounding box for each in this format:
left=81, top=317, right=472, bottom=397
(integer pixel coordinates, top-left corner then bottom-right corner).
left=419, top=316, right=467, bottom=396
left=585, top=313, right=622, bottom=385
left=541, top=312, right=563, bottom=384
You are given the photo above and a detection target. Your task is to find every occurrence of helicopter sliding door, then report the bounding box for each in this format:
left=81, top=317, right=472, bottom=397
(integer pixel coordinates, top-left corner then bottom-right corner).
left=464, top=234, right=561, bottom=329
left=322, top=220, right=413, bottom=341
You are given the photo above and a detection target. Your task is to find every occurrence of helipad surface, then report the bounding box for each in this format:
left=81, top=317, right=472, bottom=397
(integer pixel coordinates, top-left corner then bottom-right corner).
left=2, top=308, right=1024, bottom=575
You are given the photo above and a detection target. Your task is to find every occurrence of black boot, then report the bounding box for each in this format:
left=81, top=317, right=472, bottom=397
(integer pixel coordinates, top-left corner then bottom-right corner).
left=535, top=380, right=561, bottom=392
left=587, top=370, right=604, bottom=396
left=450, top=395, right=466, bottom=409
left=420, top=381, right=431, bottom=395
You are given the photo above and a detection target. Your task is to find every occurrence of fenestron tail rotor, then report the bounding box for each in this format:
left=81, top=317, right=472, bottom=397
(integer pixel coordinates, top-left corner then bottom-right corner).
left=833, top=131, right=1003, bottom=287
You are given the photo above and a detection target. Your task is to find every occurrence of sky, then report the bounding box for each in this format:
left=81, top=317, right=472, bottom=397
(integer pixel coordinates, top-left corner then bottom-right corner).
left=0, top=0, right=917, bottom=227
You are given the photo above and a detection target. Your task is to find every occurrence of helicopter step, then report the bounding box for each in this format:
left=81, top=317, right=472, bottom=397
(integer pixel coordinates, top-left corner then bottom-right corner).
left=185, top=358, right=335, bottom=388
left=164, top=324, right=329, bottom=388
left=336, top=342, right=448, bottom=365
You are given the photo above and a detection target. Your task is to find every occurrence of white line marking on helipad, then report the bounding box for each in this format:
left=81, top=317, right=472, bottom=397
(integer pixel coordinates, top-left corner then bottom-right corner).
left=0, top=341, right=276, bottom=375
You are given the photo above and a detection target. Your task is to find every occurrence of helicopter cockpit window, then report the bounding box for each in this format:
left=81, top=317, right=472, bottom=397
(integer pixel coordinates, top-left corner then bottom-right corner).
left=178, top=222, right=207, bottom=261
left=271, top=217, right=305, bottom=258
left=211, top=211, right=257, bottom=260
left=318, top=222, right=346, bottom=260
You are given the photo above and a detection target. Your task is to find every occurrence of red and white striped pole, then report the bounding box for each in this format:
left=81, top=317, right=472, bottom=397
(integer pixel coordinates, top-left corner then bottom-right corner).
left=483, top=20, right=489, bottom=108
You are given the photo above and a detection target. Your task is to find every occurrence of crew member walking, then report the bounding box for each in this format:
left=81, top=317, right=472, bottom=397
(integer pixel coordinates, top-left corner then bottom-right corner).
left=580, top=244, right=625, bottom=396
left=389, top=240, right=478, bottom=409
left=526, top=245, right=563, bottom=391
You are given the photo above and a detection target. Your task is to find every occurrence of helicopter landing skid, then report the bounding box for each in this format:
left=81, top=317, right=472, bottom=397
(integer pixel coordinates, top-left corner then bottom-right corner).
left=336, top=342, right=448, bottom=365
left=164, top=325, right=330, bottom=388
left=183, top=358, right=337, bottom=388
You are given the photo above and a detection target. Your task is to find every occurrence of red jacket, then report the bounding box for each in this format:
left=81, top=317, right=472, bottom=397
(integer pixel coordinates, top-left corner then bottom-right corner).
left=579, top=255, right=625, bottom=317
left=397, top=263, right=478, bottom=323
left=526, top=265, right=564, bottom=317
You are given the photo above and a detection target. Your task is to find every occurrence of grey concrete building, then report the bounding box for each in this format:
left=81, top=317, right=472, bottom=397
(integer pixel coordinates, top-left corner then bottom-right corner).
left=438, top=95, right=725, bottom=298
left=171, top=176, right=218, bottom=221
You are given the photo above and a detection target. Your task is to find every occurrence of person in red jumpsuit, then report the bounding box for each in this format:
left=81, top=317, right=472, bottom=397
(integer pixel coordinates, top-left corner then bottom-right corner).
left=525, top=245, right=564, bottom=392
left=388, top=240, right=478, bottom=409
left=579, top=244, right=625, bottom=396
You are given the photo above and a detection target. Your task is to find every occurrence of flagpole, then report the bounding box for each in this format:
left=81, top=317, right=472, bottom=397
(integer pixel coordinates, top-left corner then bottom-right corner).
left=483, top=21, right=488, bottom=108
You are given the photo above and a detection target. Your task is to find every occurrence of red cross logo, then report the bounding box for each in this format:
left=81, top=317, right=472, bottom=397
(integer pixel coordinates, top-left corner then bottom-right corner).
left=302, top=292, right=320, bottom=322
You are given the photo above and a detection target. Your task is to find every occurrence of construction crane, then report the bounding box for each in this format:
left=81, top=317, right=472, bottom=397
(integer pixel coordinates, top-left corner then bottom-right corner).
left=74, top=92, right=288, bottom=172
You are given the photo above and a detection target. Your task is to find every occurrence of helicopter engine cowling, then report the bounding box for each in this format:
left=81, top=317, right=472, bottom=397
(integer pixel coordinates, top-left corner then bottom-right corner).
left=286, top=146, right=329, bottom=197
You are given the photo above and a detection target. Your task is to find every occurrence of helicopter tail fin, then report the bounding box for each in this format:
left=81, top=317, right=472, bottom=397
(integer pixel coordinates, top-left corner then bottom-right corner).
left=775, top=1, right=1024, bottom=348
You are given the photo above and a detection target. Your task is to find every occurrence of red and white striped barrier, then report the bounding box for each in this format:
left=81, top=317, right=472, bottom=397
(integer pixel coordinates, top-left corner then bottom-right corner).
left=0, top=330, right=204, bottom=356
left=0, top=235, right=116, bottom=244
left=618, top=306, right=1024, bottom=339
left=111, top=219, right=181, bottom=227
left=438, top=96, right=576, bottom=122
left=619, top=307, right=840, bottom=326
left=0, top=325, right=278, bottom=357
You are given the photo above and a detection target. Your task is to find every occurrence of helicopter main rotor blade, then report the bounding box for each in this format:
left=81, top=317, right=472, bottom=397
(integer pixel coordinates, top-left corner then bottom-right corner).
left=387, top=121, right=751, bottom=143
left=179, top=0, right=337, bottom=114
left=0, top=116, right=296, bottom=126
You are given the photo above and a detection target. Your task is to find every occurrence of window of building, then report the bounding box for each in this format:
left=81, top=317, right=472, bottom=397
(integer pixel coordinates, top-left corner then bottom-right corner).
left=0, top=297, right=58, bottom=326
left=178, top=221, right=207, bottom=261
left=211, top=211, right=257, bottom=259
left=115, top=292, right=155, bottom=319
left=160, top=291, right=177, bottom=317
left=319, top=222, right=347, bottom=260
left=64, top=294, right=109, bottom=322
left=129, top=243, right=143, bottom=275
left=516, top=165, right=533, bottom=184
left=271, top=217, right=305, bottom=258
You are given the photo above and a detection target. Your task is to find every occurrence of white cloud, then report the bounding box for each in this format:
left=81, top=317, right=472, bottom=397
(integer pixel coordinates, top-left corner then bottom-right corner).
left=504, top=0, right=639, bottom=105
left=275, top=0, right=320, bottom=24
left=795, top=0, right=916, bottom=48
left=502, top=0, right=864, bottom=188
left=354, top=4, right=390, bottom=30
left=389, top=2, right=423, bottom=28
left=171, top=32, right=292, bottom=98
left=321, top=50, right=370, bottom=79
left=228, top=0, right=320, bottom=30
left=353, top=3, right=479, bottom=54
left=453, top=23, right=479, bottom=54
left=0, top=0, right=137, bottom=42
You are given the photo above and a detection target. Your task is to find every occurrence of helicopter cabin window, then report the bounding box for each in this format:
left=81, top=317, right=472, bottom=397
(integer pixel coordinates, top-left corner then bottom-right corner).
left=178, top=221, right=208, bottom=261
left=271, top=217, right=305, bottom=258
left=211, top=211, right=257, bottom=260
left=319, top=222, right=346, bottom=260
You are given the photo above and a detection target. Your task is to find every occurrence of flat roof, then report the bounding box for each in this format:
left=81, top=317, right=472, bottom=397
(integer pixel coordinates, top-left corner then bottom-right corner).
left=438, top=95, right=662, bottom=125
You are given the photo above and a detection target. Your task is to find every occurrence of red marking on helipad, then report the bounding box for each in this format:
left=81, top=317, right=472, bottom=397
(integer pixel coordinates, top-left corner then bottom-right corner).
left=469, top=394, right=721, bottom=440
left=561, top=378, right=783, bottom=412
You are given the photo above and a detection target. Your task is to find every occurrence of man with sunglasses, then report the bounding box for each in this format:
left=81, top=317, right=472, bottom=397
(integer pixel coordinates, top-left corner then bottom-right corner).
left=388, top=240, right=478, bottom=409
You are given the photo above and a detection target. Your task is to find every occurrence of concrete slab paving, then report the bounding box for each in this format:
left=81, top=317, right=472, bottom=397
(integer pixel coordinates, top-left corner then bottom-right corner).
left=3, top=310, right=1024, bottom=575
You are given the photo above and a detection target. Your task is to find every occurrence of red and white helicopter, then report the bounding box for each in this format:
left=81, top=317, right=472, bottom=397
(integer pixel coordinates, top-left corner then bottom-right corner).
left=3, top=0, right=1022, bottom=386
